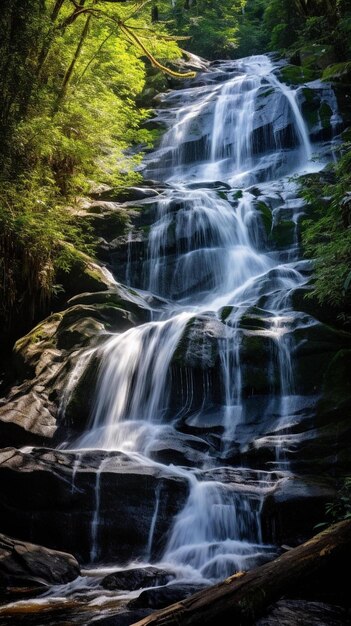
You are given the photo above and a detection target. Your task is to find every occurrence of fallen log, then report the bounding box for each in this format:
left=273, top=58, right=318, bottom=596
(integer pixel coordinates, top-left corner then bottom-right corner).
left=132, top=520, right=351, bottom=626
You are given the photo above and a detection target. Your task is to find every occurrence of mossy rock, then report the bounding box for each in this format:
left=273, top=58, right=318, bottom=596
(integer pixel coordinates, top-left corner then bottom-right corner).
left=291, top=287, right=342, bottom=327
left=84, top=210, right=129, bottom=241
left=239, top=308, right=271, bottom=331
left=13, top=314, right=63, bottom=379
left=56, top=316, right=105, bottom=351
left=241, top=333, right=273, bottom=365
left=220, top=306, right=234, bottom=322
left=172, top=316, right=224, bottom=370
left=319, top=101, right=333, bottom=130
left=269, top=219, right=295, bottom=249
left=279, top=64, right=318, bottom=86
left=92, top=186, right=160, bottom=203
left=63, top=352, right=101, bottom=431
left=322, top=349, right=351, bottom=406
left=255, top=201, right=273, bottom=237
left=299, top=44, right=336, bottom=71
left=56, top=248, right=113, bottom=302
left=301, top=90, right=320, bottom=129
left=68, top=290, right=150, bottom=324
left=56, top=303, right=135, bottom=350
left=293, top=325, right=351, bottom=394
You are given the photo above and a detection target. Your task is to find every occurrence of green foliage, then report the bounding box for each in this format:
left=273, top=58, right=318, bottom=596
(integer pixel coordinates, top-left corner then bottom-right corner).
left=0, top=175, right=93, bottom=330
left=236, top=0, right=351, bottom=62
left=234, top=0, right=270, bottom=58
left=235, top=0, right=305, bottom=57
left=301, top=145, right=351, bottom=324
left=0, top=0, right=185, bottom=338
left=156, top=0, right=246, bottom=59
left=322, top=61, right=351, bottom=80
left=316, top=477, right=351, bottom=529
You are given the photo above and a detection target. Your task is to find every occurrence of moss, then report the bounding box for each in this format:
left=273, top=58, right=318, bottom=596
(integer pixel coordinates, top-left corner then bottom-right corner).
left=299, top=44, right=336, bottom=71
left=239, top=310, right=270, bottom=331
left=301, top=89, right=320, bottom=128
left=319, top=102, right=333, bottom=130
left=220, top=306, right=233, bottom=322
left=232, top=190, right=243, bottom=200
left=280, top=64, right=318, bottom=85
left=172, top=317, right=196, bottom=365
left=241, top=333, right=272, bottom=364
left=56, top=247, right=111, bottom=298
left=259, top=88, right=275, bottom=98
left=269, top=219, right=295, bottom=249
left=15, top=313, right=62, bottom=350
left=256, top=201, right=272, bottom=237
left=218, top=191, right=228, bottom=200
left=85, top=210, right=129, bottom=240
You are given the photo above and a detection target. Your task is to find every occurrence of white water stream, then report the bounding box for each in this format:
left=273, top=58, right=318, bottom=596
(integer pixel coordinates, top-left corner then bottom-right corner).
left=69, top=55, right=338, bottom=583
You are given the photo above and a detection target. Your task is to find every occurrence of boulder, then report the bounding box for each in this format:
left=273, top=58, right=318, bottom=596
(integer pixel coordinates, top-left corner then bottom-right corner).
left=129, top=583, right=206, bottom=610
left=102, top=566, right=174, bottom=591
left=0, top=284, right=155, bottom=445
left=92, top=186, right=160, bottom=203
left=77, top=201, right=130, bottom=241
left=0, top=448, right=189, bottom=563
left=56, top=248, right=116, bottom=303
left=0, top=533, right=80, bottom=587
left=256, top=599, right=351, bottom=626
left=261, top=475, right=336, bottom=545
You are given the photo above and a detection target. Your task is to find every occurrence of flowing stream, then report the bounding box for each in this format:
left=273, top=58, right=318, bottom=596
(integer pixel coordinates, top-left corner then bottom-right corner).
left=8, top=54, right=339, bottom=623
left=71, top=55, right=339, bottom=580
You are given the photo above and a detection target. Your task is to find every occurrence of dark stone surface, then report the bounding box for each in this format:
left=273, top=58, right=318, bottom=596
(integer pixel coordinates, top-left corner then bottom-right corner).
left=0, top=533, right=80, bottom=587
left=0, top=284, right=155, bottom=445
left=0, top=448, right=189, bottom=564
left=129, top=583, right=207, bottom=609
left=102, top=566, right=174, bottom=591
left=92, top=186, right=160, bottom=203
left=256, top=599, right=351, bottom=626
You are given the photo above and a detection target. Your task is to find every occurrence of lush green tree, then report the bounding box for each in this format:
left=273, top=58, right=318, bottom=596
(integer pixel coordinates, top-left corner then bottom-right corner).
left=153, top=0, right=246, bottom=59
left=0, top=0, right=189, bottom=341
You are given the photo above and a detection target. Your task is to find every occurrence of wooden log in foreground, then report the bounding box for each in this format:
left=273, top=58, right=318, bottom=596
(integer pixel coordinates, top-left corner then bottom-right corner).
left=132, top=520, right=351, bottom=626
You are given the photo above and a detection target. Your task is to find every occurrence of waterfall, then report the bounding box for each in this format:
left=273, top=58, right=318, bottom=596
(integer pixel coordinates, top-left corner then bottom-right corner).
left=70, top=55, right=338, bottom=579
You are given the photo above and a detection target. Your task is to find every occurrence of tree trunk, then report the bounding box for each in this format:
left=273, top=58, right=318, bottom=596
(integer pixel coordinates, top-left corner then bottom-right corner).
left=55, top=11, right=92, bottom=109
left=132, top=520, right=351, bottom=626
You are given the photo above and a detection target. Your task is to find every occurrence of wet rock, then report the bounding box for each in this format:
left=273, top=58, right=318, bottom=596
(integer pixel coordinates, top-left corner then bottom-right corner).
left=187, top=181, right=231, bottom=190
left=261, top=475, right=336, bottom=545
left=0, top=284, right=155, bottom=444
left=129, top=583, right=206, bottom=609
left=56, top=250, right=115, bottom=303
left=94, top=610, right=154, bottom=626
left=0, top=448, right=189, bottom=563
left=92, top=186, right=160, bottom=203
left=147, top=428, right=212, bottom=467
left=256, top=599, right=351, bottom=626
left=67, top=289, right=151, bottom=324
left=79, top=202, right=130, bottom=241
left=102, top=566, right=174, bottom=591
left=172, top=315, right=224, bottom=370
left=0, top=533, right=80, bottom=587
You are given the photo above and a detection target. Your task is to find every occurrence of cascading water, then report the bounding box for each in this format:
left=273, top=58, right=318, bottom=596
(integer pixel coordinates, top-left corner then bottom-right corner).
left=70, top=54, right=340, bottom=584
